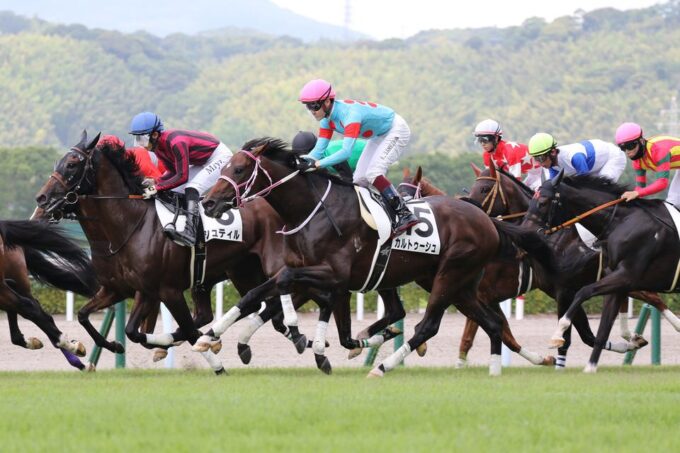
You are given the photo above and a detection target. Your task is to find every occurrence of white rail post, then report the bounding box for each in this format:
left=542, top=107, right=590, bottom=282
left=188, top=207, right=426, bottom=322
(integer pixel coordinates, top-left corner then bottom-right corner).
left=376, top=294, right=385, bottom=320
left=500, top=299, right=512, bottom=367
left=628, top=297, right=634, bottom=319
left=66, top=291, right=74, bottom=322
left=216, top=281, right=224, bottom=319
left=515, top=295, right=525, bottom=320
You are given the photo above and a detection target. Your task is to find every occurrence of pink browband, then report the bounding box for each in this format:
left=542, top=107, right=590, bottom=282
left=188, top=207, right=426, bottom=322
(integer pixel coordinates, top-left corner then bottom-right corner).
left=217, top=150, right=300, bottom=208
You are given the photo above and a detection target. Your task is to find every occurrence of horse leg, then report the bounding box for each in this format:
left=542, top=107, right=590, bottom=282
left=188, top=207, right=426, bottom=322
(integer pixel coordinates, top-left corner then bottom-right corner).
left=584, top=294, right=628, bottom=373
left=631, top=290, right=680, bottom=333
left=156, top=290, right=226, bottom=375
left=456, top=317, right=479, bottom=368
left=349, top=288, right=405, bottom=359
left=550, top=269, right=632, bottom=348
left=311, top=297, right=340, bottom=375
left=78, top=287, right=126, bottom=353
left=7, top=310, right=42, bottom=350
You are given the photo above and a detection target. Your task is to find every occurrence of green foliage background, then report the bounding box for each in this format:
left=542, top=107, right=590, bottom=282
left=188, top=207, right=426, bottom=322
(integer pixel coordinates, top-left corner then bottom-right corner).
left=6, top=4, right=680, bottom=314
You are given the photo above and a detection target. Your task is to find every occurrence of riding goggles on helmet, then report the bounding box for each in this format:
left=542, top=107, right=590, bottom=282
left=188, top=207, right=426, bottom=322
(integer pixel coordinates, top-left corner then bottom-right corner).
left=304, top=101, right=324, bottom=112
left=476, top=135, right=495, bottom=144
left=133, top=134, right=151, bottom=148
left=618, top=140, right=639, bottom=151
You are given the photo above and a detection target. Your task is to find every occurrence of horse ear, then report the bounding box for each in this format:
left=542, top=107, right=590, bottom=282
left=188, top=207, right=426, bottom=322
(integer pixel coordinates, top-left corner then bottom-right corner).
left=86, top=132, right=101, bottom=151
left=415, top=166, right=423, bottom=183
left=470, top=162, right=482, bottom=177
left=488, top=161, right=497, bottom=179
left=550, top=168, right=564, bottom=187
left=78, top=130, right=88, bottom=148
left=403, top=167, right=411, bottom=179
left=251, top=143, right=267, bottom=156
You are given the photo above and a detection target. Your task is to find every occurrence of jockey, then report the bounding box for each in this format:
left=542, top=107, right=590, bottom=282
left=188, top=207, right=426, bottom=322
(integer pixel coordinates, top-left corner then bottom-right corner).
left=528, top=132, right=627, bottom=186
left=615, top=122, right=680, bottom=205
left=297, top=79, right=418, bottom=236
left=128, top=112, right=232, bottom=246
left=473, top=119, right=542, bottom=188
left=292, top=131, right=366, bottom=178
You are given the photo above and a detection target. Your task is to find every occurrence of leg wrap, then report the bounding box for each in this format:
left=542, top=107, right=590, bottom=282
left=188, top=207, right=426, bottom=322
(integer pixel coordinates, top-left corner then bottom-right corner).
left=663, top=309, right=680, bottom=331
left=212, top=306, right=241, bottom=336
left=145, top=333, right=175, bottom=346
left=238, top=315, right=264, bottom=344
left=313, top=321, right=328, bottom=356
left=619, top=315, right=631, bottom=340
left=519, top=347, right=543, bottom=365
left=199, top=350, right=224, bottom=372
left=280, top=294, right=298, bottom=327
left=555, top=354, right=567, bottom=369
left=489, top=354, right=502, bottom=376
left=361, top=334, right=386, bottom=348
left=382, top=343, right=411, bottom=371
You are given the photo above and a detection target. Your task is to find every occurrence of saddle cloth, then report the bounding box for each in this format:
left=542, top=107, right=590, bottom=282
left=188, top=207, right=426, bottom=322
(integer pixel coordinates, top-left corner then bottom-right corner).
left=154, top=199, right=243, bottom=243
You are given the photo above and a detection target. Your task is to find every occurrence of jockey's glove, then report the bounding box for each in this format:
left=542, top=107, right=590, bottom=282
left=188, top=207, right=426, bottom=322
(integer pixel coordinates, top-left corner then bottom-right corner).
left=296, top=156, right=317, bottom=173
left=142, top=185, right=157, bottom=199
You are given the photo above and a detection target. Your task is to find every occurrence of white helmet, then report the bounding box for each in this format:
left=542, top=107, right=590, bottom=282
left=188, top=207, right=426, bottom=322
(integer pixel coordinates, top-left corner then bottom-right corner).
left=474, top=119, right=503, bottom=137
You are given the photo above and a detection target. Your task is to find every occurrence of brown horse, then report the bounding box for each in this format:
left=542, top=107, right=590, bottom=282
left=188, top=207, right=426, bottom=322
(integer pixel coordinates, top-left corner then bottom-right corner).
left=0, top=220, right=98, bottom=369
left=400, top=165, right=662, bottom=368
left=34, top=132, right=324, bottom=373
left=505, top=172, right=680, bottom=372
left=199, top=138, right=531, bottom=377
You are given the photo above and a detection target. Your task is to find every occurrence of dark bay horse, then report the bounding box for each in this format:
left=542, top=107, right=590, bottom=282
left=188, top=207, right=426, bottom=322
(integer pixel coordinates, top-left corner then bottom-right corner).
left=500, top=171, right=680, bottom=372
left=401, top=165, right=659, bottom=368
left=34, top=132, right=328, bottom=374
left=399, top=167, right=555, bottom=367
left=201, top=138, right=522, bottom=377
left=0, top=220, right=98, bottom=369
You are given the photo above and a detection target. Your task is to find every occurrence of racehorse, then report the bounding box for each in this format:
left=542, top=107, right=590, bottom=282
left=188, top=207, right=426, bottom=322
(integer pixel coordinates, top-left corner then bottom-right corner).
left=0, top=220, right=98, bottom=369
left=200, top=137, right=529, bottom=377
left=498, top=171, right=680, bottom=372
left=401, top=165, right=660, bottom=368
left=33, top=131, right=366, bottom=374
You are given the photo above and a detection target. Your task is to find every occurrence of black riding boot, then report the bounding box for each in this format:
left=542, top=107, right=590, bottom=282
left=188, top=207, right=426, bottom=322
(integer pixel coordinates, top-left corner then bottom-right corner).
left=380, top=185, right=419, bottom=236
left=165, top=189, right=199, bottom=246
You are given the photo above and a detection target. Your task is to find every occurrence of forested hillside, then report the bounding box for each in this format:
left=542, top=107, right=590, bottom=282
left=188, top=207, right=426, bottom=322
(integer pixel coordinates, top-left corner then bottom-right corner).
left=3, top=5, right=680, bottom=153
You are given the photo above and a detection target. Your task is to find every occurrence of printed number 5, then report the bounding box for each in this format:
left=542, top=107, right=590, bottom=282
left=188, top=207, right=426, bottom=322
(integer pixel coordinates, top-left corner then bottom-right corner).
left=411, top=206, right=433, bottom=237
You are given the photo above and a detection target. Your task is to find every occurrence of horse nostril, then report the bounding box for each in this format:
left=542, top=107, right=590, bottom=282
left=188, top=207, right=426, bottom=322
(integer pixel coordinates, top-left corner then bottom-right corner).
left=36, top=194, right=46, bottom=206
left=202, top=199, right=214, bottom=210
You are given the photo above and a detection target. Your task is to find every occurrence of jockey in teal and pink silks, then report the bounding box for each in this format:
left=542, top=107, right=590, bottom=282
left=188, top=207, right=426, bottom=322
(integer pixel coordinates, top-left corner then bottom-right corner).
left=297, top=79, right=418, bottom=236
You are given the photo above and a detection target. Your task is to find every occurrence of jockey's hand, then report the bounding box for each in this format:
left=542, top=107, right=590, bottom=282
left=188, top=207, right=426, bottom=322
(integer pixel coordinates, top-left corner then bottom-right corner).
left=142, top=177, right=156, bottom=188
left=621, top=190, right=640, bottom=202
left=296, top=156, right=318, bottom=173
left=142, top=185, right=157, bottom=199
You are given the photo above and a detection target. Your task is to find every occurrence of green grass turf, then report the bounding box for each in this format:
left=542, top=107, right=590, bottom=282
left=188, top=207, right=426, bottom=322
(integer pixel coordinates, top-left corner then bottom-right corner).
left=1, top=366, right=679, bottom=452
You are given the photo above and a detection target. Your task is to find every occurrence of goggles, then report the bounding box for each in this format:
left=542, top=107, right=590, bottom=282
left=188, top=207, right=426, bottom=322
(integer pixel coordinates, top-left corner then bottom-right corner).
left=304, top=101, right=324, bottom=112
left=476, top=135, right=495, bottom=145
left=132, top=134, right=151, bottom=148
left=618, top=140, right=639, bottom=151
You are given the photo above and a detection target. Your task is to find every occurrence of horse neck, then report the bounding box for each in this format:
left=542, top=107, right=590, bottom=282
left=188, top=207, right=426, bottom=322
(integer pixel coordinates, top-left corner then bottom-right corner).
left=502, top=177, right=531, bottom=214
left=78, top=157, right=151, bottom=245
left=420, top=180, right=445, bottom=197
left=559, top=183, right=623, bottom=234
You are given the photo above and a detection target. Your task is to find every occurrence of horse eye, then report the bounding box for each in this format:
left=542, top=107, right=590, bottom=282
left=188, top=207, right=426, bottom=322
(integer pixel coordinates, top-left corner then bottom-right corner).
left=67, top=162, right=76, bottom=169
left=234, top=167, right=243, bottom=175
left=481, top=187, right=490, bottom=194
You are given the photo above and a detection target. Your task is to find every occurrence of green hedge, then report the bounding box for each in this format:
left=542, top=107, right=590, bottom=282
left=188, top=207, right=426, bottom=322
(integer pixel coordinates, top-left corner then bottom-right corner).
left=30, top=281, right=680, bottom=316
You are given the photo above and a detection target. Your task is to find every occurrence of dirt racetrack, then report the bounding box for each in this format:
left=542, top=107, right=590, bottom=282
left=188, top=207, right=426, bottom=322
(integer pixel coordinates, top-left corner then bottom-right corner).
left=0, top=311, right=677, bottom=372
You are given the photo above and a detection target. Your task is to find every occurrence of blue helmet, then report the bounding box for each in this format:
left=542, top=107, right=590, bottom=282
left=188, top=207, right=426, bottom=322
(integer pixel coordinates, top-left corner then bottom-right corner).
left=129, top=112, right=164, bottom=135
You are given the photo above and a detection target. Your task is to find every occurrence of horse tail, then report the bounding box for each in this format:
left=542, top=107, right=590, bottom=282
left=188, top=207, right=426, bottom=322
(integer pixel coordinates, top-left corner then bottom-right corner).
left=0, top=220, right=99, bottom=297
left=491, top=219, right=555, bottom=270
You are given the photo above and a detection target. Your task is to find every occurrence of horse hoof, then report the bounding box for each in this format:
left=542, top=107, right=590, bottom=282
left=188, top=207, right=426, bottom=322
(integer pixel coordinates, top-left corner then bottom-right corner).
left=25, top=337, right=43, bottom=350
left=348, top=348, right=363, bottom=360
left=416, top=342, right=428, bottom=357
left=152, top=349, right=168, bottom=362
left=548, top=337, right=565, bottom=349
left=382, top=326, right=402, bottom=341
left=631, top=334, right=648, bottom=349
left=367, top=367, right=384, bottom=378
left=314, top=353, right=332, bottom=375
left=237, top=343, right=252, bottom=365
left=542, top=355, right=556, bottom=366
left=293, top=334, right=307, bottom=354
left=214, top=367, right=228, bottom=376
left=192, top=335, right=219, bottom=353
left=111, top=342, right=125, bottom=355
left=87, top=362, right=97, bottom=372
left=210, top=341, right=223, bottom=354
left=454, top=358, right=467, bottom=369
left=583, top=363, right=597, bottom=373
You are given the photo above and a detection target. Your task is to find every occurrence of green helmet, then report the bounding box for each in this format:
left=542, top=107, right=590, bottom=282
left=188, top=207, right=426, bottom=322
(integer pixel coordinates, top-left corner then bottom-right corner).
left=528, top=132, right=557, bottom=156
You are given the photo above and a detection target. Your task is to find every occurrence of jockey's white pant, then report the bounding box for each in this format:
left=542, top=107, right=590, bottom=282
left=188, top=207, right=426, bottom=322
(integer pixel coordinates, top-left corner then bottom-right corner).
left=353, top=114, right=410, bottom=187
left=597, top=148, right=627, bottom=182
left=171, top=143, right=232, bottom=195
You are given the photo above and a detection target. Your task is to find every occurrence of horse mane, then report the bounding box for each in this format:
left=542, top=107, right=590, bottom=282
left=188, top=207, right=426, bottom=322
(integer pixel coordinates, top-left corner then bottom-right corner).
left=242, top=137, right=354, bottom=187
left=419, top=178, right=446, bottom=196
left=562, top=174, right=631, bottom=196
left=496, top=167, right=536, bottom=198
left=96, top=142, right=145, bottom=195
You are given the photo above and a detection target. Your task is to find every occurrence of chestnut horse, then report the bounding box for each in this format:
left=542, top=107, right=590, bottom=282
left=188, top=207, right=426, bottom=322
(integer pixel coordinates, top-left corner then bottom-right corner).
left=200, top=138, right=535, bottom=377
left=0, top=220, right=98, bottom=368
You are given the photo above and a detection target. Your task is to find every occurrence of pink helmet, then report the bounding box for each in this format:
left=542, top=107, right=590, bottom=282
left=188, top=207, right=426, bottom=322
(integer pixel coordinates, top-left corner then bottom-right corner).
left=299, top=79, right=336, bottom=102
left=615, top=122, right=643, bottom=145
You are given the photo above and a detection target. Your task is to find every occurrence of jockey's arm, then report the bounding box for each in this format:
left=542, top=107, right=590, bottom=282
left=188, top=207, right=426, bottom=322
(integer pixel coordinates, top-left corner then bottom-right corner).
left=155, top=142, right=190, bottom=191
left=316, top=122, right=359, bottom=168
left=308, top=119, right=332, bottom=160
left=570, top=153, right=589, bottom=175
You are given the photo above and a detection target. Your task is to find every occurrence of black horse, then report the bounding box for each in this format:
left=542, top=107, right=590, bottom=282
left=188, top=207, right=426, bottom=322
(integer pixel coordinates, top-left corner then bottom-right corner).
left=499, top=171, right=680, bottom=372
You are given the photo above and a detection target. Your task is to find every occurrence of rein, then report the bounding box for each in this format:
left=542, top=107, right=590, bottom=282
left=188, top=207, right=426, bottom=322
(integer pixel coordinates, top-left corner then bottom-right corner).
left=544, top=198, right=625, bottom=235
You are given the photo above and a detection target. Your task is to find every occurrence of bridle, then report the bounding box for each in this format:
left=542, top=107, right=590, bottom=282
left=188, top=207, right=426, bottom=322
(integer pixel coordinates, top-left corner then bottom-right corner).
left=397, top=181, right=421, bottom=201
left=217, top=150, right=300, bottom=208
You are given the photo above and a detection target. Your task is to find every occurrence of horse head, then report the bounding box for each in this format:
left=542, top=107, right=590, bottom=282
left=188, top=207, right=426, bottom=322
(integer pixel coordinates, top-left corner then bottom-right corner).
left=35, top=130, right=101, bottom=220
left=524, top=168, right=565, bottom=230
